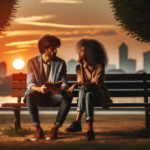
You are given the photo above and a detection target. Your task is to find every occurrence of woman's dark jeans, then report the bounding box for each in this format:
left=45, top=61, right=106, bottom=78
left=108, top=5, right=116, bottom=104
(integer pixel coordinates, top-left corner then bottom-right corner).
left=25, top=90, right=73, bottom=127
left=77, top=85, right=101, bottom=122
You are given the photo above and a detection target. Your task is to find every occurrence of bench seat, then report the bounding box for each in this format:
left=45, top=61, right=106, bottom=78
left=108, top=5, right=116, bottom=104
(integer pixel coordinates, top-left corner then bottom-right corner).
left=2, top=103, right=150, bottom=108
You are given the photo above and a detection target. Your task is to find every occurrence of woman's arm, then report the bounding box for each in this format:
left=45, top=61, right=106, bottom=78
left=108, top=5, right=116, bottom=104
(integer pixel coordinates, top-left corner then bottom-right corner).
left=80, top=64, right=85, bottom=83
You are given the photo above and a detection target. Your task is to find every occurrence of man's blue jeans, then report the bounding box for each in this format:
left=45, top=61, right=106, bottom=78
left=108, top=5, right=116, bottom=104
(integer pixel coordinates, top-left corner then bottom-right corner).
left=25, top=90, right=73, bottom=127
left=77, top=85, right=101, bottom=122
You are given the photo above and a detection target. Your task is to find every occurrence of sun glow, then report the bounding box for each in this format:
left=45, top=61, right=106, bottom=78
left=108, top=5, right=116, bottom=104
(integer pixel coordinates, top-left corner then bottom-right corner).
left=13, top=59, right=25, bottom=70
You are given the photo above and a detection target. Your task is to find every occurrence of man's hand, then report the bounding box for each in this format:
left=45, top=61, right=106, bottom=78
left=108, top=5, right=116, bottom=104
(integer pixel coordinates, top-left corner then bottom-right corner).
left=40, top=85, right=50, bottom=94
left=67, top=84, right=76, bottom=96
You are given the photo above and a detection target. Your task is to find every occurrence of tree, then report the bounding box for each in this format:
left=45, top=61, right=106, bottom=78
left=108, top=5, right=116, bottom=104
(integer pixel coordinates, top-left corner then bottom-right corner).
left=109, top=0, right=150, bottom=43
left=0, top=0, right=19, bottom=33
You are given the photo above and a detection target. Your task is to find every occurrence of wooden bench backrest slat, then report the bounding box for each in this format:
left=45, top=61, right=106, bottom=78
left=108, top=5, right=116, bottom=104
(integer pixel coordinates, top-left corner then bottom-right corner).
left=105, top=74, right=145, bottom=81
left=12, top=82, right=27, bottom=89
left=11, top=91, right=25, bottom=97
left=11, top=90, right=150, bottom=98
left=11, top=73, right=150, bottom=98
left=12, top=73, right=27, bottom=81
left=12, top=73, right=150, bottom=81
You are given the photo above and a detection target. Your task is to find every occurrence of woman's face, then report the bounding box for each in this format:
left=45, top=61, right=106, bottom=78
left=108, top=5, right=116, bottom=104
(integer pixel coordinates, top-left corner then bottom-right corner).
left=79, top=46, right=86, bottom=60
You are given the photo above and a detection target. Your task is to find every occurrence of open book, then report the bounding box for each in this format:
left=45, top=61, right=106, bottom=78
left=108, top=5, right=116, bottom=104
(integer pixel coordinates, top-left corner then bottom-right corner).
left=45, top=80, right=63, bottom=88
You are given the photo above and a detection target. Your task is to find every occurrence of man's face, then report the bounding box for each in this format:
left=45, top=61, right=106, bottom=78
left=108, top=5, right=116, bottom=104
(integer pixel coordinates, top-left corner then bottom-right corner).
left=44, top=47, right=57, bottom=59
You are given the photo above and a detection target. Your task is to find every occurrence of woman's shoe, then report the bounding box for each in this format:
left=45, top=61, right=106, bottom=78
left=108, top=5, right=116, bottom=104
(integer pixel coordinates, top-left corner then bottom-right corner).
left=85, top=129, right=95, bottom=140
left=65, top=121, right=82, bottom=132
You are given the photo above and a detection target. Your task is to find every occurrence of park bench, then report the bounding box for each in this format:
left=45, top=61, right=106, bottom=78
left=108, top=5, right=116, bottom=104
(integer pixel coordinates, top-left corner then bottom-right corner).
left=1, top=73, right=150, bottom=132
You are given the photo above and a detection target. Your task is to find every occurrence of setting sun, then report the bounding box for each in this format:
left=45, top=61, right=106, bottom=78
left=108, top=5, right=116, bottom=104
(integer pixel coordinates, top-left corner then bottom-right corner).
left=13, top=59, right=24, bottom=70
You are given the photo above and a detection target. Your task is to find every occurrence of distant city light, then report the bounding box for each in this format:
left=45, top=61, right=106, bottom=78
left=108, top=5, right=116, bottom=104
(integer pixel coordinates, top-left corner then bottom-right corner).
left=13, top=59, right=24, bottom=70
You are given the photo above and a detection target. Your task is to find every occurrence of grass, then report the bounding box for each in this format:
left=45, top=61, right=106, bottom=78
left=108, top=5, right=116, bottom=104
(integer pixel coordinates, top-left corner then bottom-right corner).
left=1, top=125, right=150, bottom=139
left=0, top=141, right=150, bottom=150
left=0, top=125, right=35, bottom=137
left=0, top=114, right=150, bottom=149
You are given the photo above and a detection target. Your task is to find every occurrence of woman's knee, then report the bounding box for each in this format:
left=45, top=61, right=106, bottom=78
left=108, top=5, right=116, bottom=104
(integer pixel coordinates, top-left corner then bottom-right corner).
left=79, top=85, right=91, bottom=93
left=85, top=92, right=94, bottom=101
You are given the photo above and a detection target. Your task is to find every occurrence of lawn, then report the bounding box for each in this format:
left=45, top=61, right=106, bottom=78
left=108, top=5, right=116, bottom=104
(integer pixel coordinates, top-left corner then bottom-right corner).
left=0, top=114, right=149, bottom=150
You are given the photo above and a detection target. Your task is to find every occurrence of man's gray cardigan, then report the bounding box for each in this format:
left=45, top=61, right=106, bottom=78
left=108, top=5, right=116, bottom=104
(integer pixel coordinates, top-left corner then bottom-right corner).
left=24, top=55, right=68, bottom=102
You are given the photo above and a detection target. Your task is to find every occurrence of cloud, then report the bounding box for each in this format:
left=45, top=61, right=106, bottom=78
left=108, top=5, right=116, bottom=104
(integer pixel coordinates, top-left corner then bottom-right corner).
left=15, top=15, right=55, bottom=22
left=3, top=49, right=28, bottom=54
left=16, top=21, right=118, bottom=29
left=40, top=0, right=83, bottom=4
left=3, top=29, right=121, bottom=37
left=5, top=40, right=38, bottom=46
left=4, top=30, right=119, bottom=49
left=0, top=36, right=3, bottom=38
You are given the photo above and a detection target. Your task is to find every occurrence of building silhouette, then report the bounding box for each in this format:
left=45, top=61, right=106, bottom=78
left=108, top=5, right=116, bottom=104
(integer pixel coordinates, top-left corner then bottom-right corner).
left=67, top=59, right=78, bottom=74
left=105, top=64, right=116, bottom=73
left=119, top=43, right=136, bottom=73
left=0, top=62, right=7, bottom=78
left=143, top=51, right=150, bottom=73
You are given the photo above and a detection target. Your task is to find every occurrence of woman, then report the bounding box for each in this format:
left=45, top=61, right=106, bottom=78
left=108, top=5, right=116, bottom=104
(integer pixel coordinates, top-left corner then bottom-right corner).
left=66, top=39, right=112, bottom=140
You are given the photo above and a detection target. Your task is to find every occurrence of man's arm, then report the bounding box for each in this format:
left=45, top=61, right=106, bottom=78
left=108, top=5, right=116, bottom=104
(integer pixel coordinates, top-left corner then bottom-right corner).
left=27, top=60, right=37, bottom=90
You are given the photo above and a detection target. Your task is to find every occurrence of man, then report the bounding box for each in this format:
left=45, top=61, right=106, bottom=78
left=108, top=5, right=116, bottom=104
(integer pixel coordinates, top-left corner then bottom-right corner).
left=24, top=34, right=72, bottom=141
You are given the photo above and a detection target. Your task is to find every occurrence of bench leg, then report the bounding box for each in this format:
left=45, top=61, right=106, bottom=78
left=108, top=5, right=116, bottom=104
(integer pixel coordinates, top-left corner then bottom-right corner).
left=145, top=109, right=149, bottom=129
left=13, top=107, right=21, bottom=132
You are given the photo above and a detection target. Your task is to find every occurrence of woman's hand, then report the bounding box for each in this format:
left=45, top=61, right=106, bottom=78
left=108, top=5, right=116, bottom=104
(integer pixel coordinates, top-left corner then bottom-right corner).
left=67, top=84, right=76, bottom=96
left=77, top=58, right=83, bottom=66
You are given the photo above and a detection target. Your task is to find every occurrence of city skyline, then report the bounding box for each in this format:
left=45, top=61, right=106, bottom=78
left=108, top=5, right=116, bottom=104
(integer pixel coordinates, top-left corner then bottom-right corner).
left=1, top=42, right=150, bottom=76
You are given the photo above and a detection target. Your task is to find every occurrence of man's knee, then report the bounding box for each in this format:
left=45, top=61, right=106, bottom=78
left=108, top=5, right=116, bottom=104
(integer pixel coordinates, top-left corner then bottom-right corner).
left=62, top=91, right=73, bottom=103
left=26, top=90, right=39, bottom=101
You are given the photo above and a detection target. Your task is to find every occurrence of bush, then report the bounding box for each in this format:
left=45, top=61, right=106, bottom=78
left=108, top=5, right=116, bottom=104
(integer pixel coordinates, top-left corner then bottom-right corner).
left=109, top=0, right=150, bottom=43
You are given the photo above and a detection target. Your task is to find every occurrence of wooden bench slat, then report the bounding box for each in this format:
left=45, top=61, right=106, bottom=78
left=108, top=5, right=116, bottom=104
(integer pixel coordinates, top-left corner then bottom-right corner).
left=10, top=90, right=149, bottom=98
left=12, top=73, right=27, bottom=81
left=105, top=82, right=145, bottom=89
left=2, top=103, right=150, bottom=108
left=72, top=90, right=148, bottom=97
left=12, top=82, right=27, bottom=89
left=11, top=91, right=25, bottom=97
left=1, top=103, right=77, bottom=107
left=105, top=74, right=146, bottom=81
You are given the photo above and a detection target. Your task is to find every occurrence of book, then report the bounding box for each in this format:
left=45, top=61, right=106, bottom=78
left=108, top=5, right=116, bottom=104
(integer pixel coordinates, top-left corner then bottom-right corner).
left=45, top=80, right=63, bottom=88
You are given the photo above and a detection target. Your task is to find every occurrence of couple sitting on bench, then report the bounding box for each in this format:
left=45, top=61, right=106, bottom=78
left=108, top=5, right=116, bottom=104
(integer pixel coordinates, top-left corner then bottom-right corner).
left=24, top=34, right=112, bottom=141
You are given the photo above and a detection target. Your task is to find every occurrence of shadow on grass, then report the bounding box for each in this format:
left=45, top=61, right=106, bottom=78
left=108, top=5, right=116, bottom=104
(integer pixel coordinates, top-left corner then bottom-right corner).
left=98, top=128, right=150, bottom=138
left=0, top=125, right=150, bottom=139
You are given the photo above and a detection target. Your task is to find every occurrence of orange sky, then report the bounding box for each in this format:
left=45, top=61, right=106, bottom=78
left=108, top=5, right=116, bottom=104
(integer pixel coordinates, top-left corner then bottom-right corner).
left=0, top=0, right=150, bottom=76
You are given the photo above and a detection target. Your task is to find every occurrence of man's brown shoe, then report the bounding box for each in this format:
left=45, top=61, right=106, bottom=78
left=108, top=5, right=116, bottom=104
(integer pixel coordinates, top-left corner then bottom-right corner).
left=46, top=128, right=58, bottom=140
left=31, top=128, right=45, bottom=141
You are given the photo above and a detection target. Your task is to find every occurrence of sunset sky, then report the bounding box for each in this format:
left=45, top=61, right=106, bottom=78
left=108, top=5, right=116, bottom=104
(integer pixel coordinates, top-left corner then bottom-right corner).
left=0, top=0, right=150, bottom=76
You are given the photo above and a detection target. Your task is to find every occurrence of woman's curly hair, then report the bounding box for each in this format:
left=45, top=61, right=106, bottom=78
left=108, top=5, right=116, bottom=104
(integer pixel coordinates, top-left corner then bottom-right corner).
left=76, top=39, right=108, bottom=67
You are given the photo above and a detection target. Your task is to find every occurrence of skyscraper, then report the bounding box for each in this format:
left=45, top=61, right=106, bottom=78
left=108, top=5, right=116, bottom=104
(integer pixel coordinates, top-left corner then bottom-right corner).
left=119, top=43, right=136, bottom=73
left=143, top=51, right=150, bottom=73
left=0, top=62, right=7, bottom=78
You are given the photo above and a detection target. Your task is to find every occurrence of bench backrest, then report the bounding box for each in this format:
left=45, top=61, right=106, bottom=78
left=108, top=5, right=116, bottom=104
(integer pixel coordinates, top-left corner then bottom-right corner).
left=12, top=73, right=150, bottom=103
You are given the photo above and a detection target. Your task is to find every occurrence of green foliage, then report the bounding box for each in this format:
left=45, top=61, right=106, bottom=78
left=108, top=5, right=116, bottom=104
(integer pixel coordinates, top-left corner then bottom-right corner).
left=109, top=0, right=150, bottom=43
left=0, top=125, right=34, bottom=137
left=0, top=0, right=19, bottom=33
